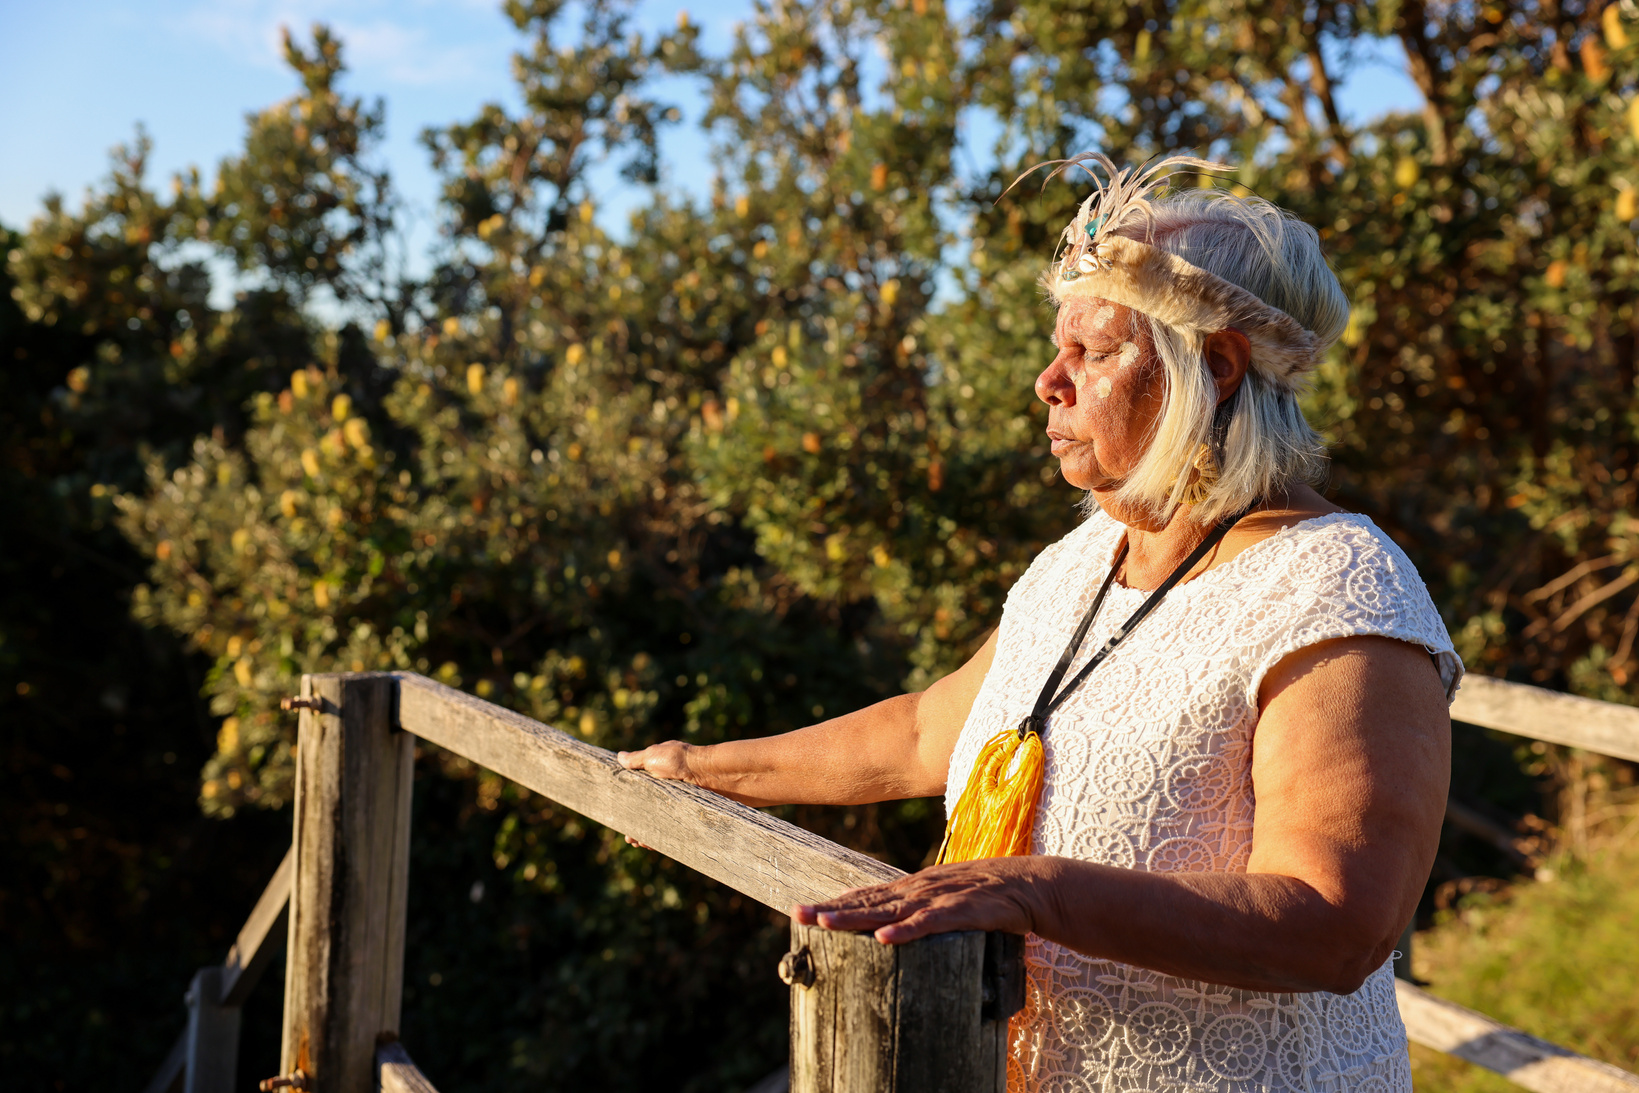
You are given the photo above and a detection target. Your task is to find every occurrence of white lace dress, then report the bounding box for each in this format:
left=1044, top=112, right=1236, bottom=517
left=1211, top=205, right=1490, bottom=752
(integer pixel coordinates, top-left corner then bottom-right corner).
left=944, top=510, right=1462, bottom=1093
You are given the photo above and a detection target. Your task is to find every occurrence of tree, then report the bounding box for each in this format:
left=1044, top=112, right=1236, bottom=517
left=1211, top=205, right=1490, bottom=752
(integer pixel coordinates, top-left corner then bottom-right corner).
left=6, top=0, right=1638, bottom=1088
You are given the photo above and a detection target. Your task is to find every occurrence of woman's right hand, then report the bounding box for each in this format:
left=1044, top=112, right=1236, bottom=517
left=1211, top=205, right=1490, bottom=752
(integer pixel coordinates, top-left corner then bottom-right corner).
left=617, top=741, right=704, bottom=849
left=617, top=740, right=699, bottom=784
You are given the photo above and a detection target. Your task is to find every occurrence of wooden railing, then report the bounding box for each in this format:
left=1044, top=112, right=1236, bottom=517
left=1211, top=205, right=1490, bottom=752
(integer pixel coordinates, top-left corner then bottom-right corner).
left=142, top=670, right=1639, bottom=1093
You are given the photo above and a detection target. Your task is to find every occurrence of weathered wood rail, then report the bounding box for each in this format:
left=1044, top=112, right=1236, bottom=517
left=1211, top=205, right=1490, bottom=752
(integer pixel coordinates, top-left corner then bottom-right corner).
left=1450, top=673, right=1639, bottom=764
left=142, top=669, right=1639, bottom=1093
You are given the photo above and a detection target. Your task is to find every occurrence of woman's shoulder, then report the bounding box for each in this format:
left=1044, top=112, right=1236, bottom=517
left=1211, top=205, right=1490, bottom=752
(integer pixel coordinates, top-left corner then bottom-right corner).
left=1225, top=509, right=1428, bottom=608
left=1241, top=510, right=1423, bottom=586
left=1227, top=510, right=1465, bottom=700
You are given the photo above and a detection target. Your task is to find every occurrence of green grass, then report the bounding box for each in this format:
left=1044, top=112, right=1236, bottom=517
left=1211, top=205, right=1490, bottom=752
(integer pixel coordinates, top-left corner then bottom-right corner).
left=1406, top=835, right=1639, bottom=1091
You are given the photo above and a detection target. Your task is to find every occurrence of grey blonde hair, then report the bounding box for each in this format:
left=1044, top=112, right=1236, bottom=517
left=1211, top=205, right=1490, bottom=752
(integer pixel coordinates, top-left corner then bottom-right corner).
left=1086, top=189, right=1349, bottom=524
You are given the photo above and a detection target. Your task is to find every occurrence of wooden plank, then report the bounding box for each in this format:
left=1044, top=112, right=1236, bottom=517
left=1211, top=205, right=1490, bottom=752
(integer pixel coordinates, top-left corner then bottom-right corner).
left=183, top=966, right=241, bottom=1093
left=376, top=1042, right=440, bottom=1093
left=1452, top=674, right=1639, bottom=763
left=1397, top=979, right=1639, bottom=1092
left=281, top=674, right=415, bottom=1093
left=221, top=846, right=294, bottom=1006
left=142, top=1029, right=189, bottom=1093
left=788, top=924, right=1011, bottom=1093
left=394, top=672, right=903, bottom=911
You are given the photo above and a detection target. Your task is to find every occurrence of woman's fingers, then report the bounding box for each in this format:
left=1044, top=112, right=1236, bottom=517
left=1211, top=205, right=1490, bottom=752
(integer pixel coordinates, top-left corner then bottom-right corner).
left=805, top=888, right=982, bottom=937
left=793, top=881, right=907, bottom=925
left=816, top=899, right=914, bottom=931
left=874, top=909, right=943, bottom=944
left=617, top=741, right=691, bottom=780
left=792, top=862, right=1037, bottom=942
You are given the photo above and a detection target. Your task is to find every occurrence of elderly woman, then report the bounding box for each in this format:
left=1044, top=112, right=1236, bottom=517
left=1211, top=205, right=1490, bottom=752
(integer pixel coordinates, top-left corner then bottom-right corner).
left=621, top=156, right=1459, bottom=1092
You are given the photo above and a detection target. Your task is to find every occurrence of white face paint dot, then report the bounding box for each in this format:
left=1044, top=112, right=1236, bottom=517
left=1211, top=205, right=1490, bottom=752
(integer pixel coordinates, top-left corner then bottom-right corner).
left=1095, top=377, right=1113, bottom=399
left=1118, top=341, right=1140, bottom=368
left=1093, top=305, right=1116, bottom=329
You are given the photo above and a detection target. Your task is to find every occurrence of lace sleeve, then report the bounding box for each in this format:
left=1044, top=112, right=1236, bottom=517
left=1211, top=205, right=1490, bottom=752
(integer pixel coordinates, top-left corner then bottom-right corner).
left=1242, top=516, right=1464, bottom=709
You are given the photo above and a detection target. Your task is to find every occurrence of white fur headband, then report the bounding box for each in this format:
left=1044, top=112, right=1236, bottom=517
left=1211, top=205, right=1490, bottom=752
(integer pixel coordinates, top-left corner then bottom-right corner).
left=1012, top=153, right=1324, bottom=389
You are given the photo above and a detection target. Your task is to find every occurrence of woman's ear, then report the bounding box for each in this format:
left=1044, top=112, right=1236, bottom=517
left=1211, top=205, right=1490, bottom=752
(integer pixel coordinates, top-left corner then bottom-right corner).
left=1204, top=328, right=1251, bottom=405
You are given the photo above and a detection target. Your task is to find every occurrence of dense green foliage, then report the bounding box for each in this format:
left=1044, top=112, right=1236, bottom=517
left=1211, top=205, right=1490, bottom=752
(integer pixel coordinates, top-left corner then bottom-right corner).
left=5, top=0, right=1639, bottom=1087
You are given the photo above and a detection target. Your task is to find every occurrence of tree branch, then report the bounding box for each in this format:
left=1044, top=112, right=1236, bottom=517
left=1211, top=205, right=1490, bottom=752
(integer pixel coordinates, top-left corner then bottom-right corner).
left=1397, top=0, right=1451, bottom=164
left=1305, top=47, right=1351, bottom=166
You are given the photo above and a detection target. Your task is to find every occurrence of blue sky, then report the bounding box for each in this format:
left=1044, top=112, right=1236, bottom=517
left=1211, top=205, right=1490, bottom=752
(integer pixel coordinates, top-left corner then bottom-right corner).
left=0, top=0, right=728, bottom=258
left=1, top=0, right=1425, bottom=249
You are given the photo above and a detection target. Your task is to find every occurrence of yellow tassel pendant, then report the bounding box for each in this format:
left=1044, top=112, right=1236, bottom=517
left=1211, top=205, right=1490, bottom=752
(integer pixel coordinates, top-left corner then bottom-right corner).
left=933, top=508, right=1253, bottom=867
left=936, top=726, right=1046, bottom=864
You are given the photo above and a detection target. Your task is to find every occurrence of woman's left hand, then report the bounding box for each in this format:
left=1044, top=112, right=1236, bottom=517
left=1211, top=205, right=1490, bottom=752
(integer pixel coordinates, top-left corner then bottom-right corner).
left=792, top=858, right=1044, bottom=944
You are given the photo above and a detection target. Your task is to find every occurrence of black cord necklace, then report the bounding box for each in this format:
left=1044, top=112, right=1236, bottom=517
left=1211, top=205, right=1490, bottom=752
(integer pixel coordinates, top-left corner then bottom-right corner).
left=1018, top=505, right=1257, bottom=740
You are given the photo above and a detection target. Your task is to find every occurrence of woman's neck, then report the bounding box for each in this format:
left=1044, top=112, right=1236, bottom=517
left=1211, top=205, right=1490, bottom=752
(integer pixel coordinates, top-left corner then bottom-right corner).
left=1099, top=484, right=1344, bottom=590
left=1117, top=510, right=1223, bottom=591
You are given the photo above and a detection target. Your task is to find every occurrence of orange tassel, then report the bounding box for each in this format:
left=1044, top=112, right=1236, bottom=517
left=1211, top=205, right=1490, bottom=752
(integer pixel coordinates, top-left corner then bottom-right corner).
left=936, top=727, right=1045, bottom=864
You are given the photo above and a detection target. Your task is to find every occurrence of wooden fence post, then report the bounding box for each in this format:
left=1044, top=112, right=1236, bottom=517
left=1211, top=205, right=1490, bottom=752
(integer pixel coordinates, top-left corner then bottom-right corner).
left=280, top=673, right=414, bottom=1093
left=786, top=924, right=1023, bottom=1093
left=183, top=966, right=240, bottom=1093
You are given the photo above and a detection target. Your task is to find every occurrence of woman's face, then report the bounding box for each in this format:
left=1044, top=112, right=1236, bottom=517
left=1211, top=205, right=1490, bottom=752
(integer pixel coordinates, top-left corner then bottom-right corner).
left=1036, top=297, right=1164, bottom=493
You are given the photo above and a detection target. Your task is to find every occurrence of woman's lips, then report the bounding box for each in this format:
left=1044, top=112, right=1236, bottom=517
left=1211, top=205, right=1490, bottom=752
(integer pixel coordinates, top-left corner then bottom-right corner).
left=1046, top=429, right=1077, bottom=456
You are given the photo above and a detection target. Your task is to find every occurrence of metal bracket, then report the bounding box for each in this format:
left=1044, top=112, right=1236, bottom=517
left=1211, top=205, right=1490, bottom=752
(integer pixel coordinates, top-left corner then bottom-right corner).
left=778, top=946, right=816, bottom=989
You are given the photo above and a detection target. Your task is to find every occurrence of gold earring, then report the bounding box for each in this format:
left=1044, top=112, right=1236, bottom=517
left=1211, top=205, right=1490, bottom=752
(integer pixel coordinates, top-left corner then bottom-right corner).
left=1176, top=444, right=1217, bottom=506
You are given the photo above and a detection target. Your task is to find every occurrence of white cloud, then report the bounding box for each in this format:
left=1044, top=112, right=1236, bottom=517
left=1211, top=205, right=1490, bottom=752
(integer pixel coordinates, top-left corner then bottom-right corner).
left=173, top=0, right=515, bottom=89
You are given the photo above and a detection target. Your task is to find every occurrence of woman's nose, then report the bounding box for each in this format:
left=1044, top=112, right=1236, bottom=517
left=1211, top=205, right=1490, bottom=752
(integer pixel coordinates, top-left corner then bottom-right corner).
left=1036, top=356, right=1075, bottom=407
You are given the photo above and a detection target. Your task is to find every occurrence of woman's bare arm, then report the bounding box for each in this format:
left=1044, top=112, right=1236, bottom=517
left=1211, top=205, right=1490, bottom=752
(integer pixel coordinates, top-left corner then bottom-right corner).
left=797, top=634, right=1451, bottom=994
left=617, top=630, right=998, bottom=807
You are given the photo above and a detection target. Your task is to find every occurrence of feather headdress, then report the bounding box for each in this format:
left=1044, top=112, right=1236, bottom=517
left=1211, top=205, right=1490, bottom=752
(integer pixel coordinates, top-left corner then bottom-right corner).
left=1008, top=153, right=1325, bottom=388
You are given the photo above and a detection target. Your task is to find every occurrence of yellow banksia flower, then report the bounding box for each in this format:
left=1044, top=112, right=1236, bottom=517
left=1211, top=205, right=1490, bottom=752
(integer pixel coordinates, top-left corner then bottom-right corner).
left=1605, top=6, right=1630, bottom=49
left=217, top=716, right=239, bottom=754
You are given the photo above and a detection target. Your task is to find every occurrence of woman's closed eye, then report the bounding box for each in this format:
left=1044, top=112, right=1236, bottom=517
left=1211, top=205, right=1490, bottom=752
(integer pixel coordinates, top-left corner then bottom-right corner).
left=1066, top=349, right=1112, bottom=378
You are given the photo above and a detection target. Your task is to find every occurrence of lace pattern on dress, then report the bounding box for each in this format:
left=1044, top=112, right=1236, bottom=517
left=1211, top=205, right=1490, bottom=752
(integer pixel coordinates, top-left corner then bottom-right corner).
left=945, top=511, right=1460, bottom=1092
